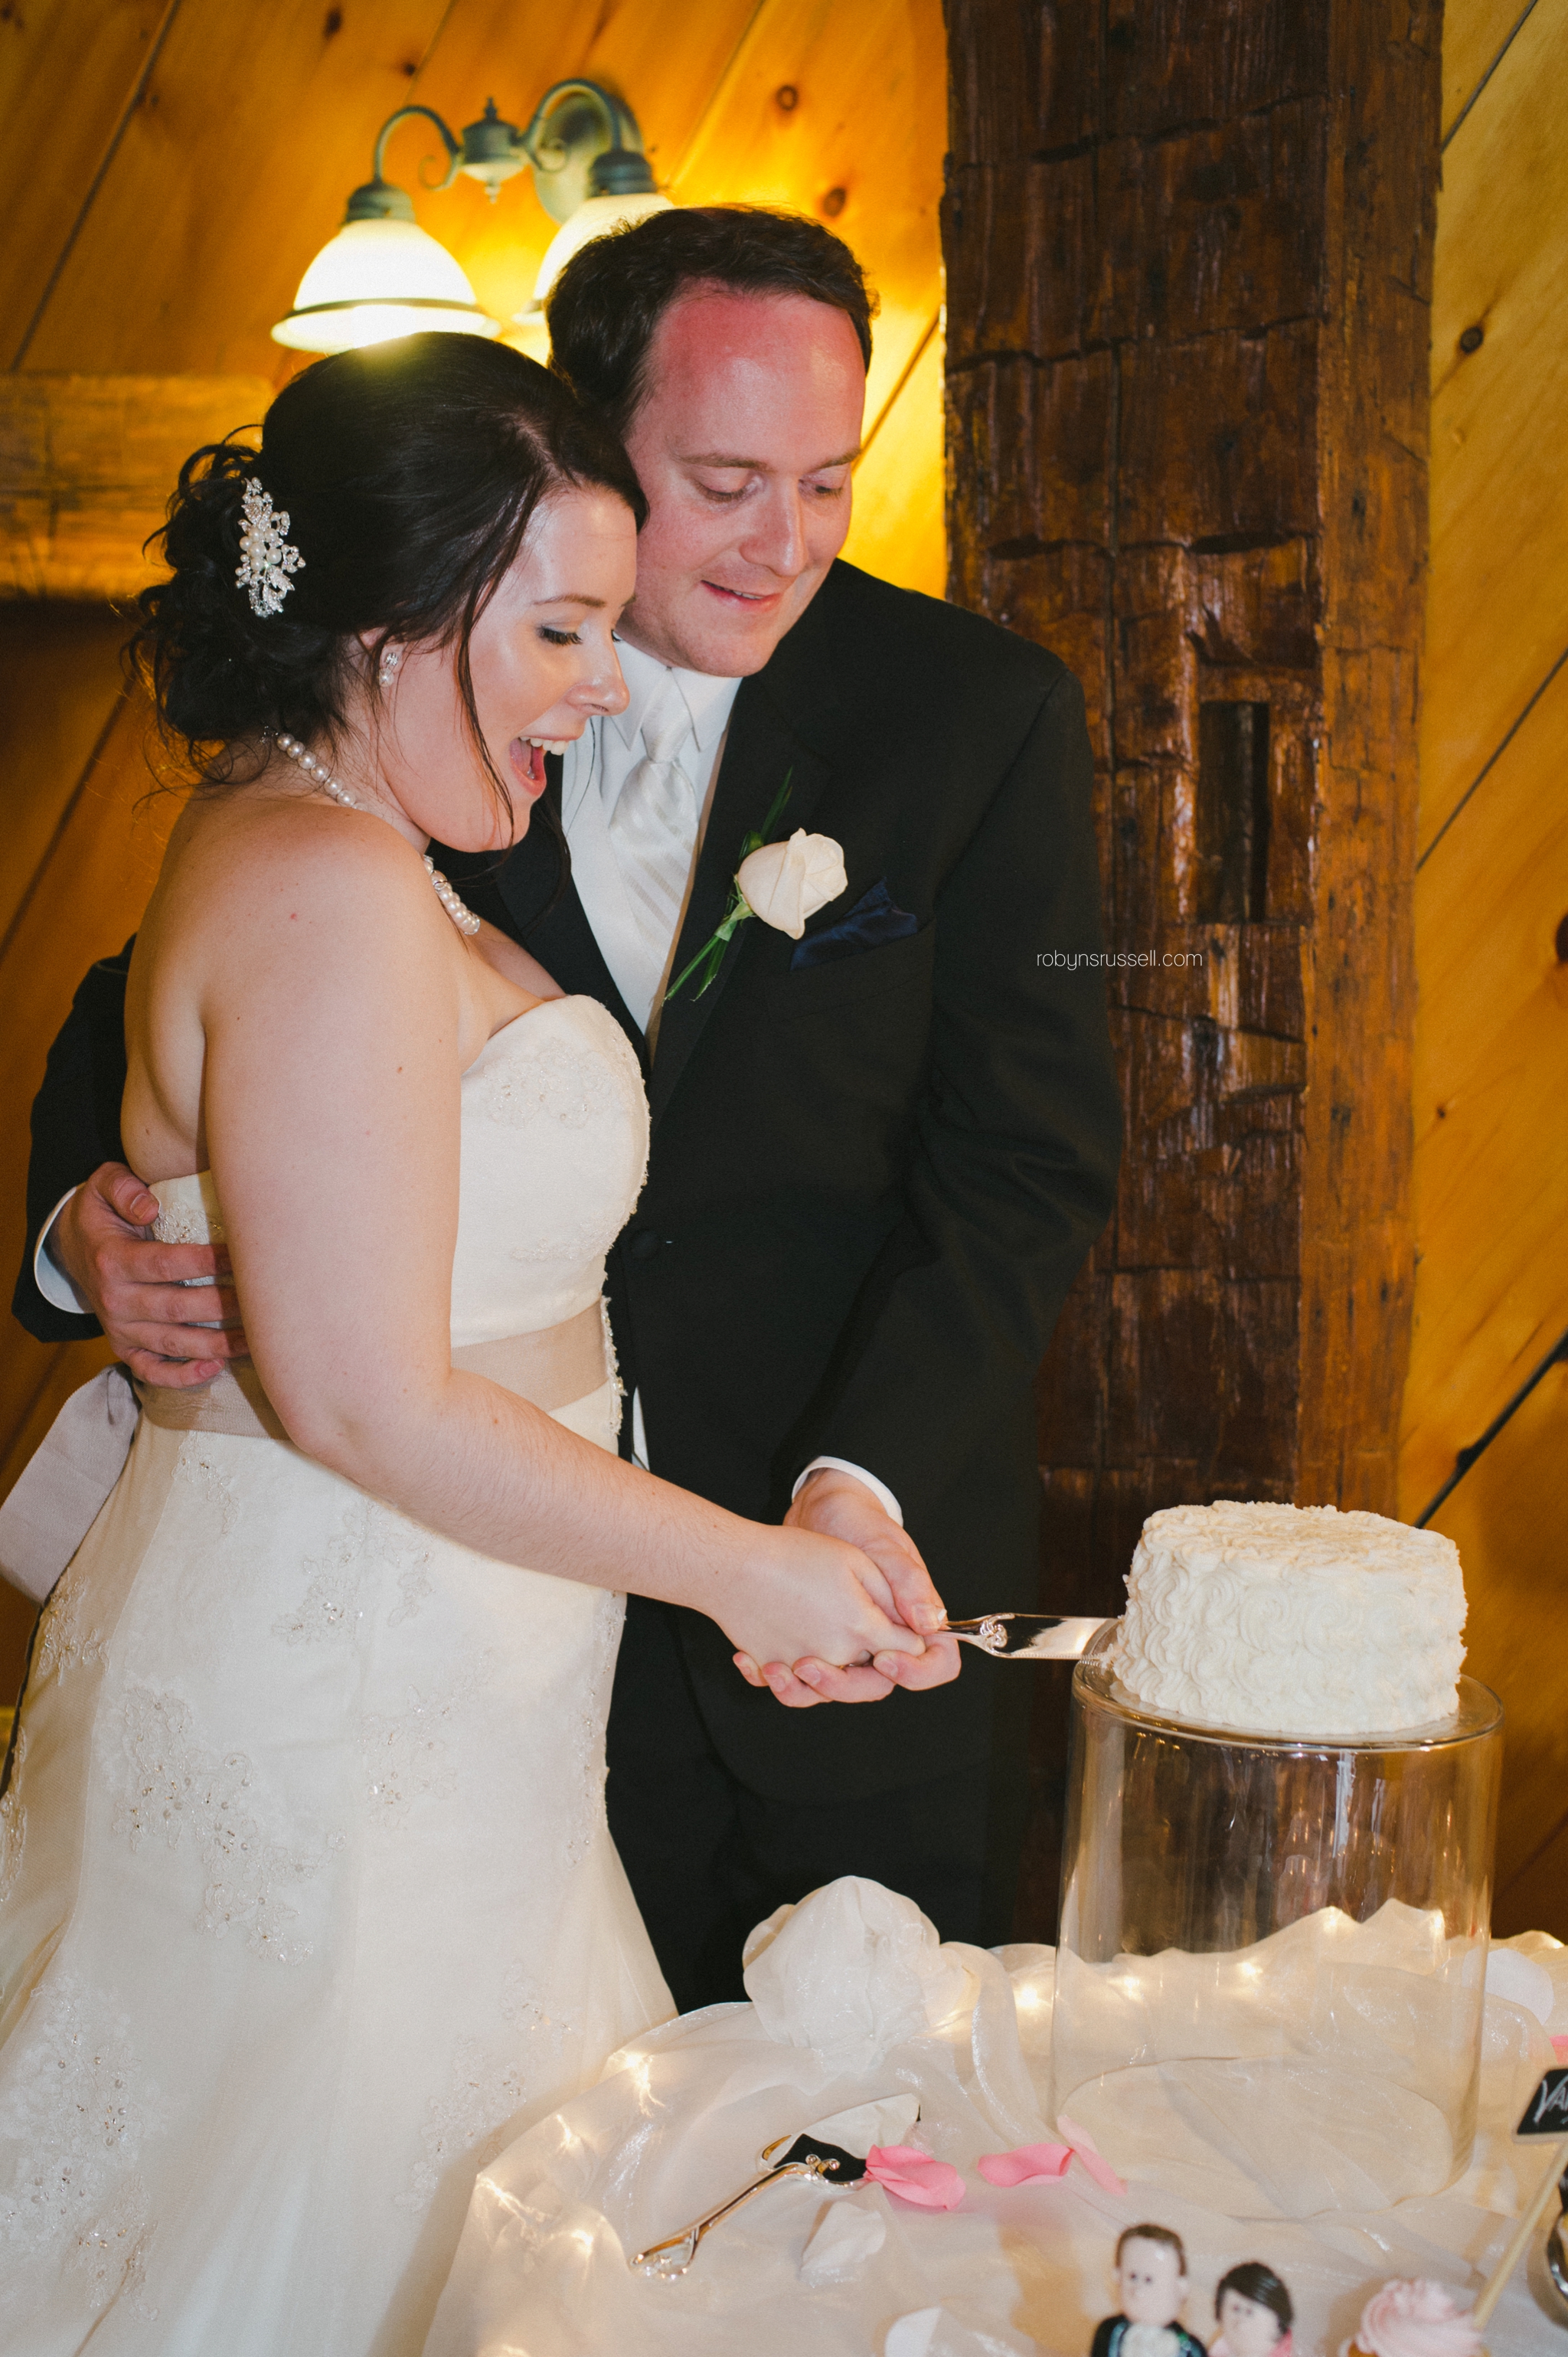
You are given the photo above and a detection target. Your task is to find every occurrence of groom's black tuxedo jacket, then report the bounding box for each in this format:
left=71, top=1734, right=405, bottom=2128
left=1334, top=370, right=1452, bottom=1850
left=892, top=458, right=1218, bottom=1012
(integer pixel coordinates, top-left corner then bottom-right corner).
left=15, top=561, right=1120, bottom=1806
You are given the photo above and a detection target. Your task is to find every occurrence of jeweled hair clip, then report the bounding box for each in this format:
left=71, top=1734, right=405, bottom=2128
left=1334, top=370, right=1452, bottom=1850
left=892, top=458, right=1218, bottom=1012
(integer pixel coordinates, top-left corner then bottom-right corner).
left=236, top=477, right=305, bottom=618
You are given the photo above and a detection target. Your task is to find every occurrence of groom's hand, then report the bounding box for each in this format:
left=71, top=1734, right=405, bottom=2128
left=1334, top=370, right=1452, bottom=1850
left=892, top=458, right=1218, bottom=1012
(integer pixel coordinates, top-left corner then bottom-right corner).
left=766, top=1469, right=962, bottom=1705
left=51, top=1162, right=243, bottom=1387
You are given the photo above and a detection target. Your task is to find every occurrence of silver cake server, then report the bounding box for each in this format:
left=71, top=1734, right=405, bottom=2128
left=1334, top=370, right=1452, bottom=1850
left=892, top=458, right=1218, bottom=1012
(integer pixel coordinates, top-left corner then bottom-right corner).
left=629, top=2091, right=920, bottom=2278
left=945, top=1613, right=1109, bottom=1661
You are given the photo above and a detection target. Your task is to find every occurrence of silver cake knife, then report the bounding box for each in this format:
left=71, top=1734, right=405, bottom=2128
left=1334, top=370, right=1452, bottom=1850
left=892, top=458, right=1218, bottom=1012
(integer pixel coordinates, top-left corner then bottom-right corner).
left=945, top=1613, right=1108, bottom=1661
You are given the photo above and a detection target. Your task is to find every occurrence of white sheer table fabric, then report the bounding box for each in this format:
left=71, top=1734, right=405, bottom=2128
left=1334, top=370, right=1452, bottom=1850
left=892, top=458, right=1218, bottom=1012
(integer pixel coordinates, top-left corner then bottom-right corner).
left=0, top=995, right=673, bottom=2356
left=425, top=1878, right=1568, bottom=2357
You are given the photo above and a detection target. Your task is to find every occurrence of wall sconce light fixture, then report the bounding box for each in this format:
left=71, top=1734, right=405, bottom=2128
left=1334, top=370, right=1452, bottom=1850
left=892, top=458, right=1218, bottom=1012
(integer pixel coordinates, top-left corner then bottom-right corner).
left=273, top=81, right=671, bottom=354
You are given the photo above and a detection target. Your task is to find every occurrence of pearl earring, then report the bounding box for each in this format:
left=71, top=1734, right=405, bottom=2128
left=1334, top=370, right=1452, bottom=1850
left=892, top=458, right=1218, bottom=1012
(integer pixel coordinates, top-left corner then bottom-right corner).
left=378, top=642, right=401, bottom=689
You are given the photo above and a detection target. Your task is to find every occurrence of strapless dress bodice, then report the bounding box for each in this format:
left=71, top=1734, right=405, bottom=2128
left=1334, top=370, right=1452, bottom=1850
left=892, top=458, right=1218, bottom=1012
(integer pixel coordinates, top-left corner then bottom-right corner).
left=150, top=995, right=649, bottom=1348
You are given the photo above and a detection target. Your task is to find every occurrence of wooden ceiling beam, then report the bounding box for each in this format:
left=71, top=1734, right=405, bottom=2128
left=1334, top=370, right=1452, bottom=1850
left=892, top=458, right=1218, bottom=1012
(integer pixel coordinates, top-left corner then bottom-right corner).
left=0, top=374, right=270, bottom=603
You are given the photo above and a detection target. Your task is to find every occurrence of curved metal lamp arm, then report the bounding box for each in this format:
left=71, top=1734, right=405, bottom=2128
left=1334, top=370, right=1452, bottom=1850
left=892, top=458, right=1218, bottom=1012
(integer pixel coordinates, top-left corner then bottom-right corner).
left=517, top=80, right=654, bottom=221
left=372, top=103, right=464, bottom=194
left=520, top=80, right=639, bottom=169
left=344, top=82, right=649, bottom=233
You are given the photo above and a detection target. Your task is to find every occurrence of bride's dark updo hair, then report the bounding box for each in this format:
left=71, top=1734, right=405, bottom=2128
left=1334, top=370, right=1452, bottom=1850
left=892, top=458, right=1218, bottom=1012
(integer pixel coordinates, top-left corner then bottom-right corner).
left=131, top=332, right=646, bottom=791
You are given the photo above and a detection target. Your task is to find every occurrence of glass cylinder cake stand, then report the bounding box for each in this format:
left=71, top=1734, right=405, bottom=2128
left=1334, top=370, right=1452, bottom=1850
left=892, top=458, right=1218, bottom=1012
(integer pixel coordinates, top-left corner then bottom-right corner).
left=1050, top=1625, right=1502, bottom=2220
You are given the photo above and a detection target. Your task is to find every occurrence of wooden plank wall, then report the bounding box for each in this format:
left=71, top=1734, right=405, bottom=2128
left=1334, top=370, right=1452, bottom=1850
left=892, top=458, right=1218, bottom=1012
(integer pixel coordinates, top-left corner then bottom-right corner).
left=0, top=0, right=946, bottom=1699
left=1403, top=0, right=1568, bottom=1939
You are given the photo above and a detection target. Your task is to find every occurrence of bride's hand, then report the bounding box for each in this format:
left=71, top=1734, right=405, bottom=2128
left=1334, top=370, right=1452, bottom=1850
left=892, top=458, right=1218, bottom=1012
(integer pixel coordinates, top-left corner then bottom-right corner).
left=720, top=1525, right=930, bottom=1710
left=762, top=1469, right=963, bottom=1706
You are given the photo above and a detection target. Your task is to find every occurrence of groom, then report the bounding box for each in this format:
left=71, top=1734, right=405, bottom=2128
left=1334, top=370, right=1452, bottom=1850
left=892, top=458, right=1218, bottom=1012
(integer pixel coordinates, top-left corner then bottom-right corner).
left=15, top=209, right=1120, bottom=2008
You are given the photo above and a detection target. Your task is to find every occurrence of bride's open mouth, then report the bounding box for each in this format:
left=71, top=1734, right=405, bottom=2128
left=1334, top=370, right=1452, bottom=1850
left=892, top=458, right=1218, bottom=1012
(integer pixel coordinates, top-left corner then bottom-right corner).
left=508, top=735, right=575, bottom=796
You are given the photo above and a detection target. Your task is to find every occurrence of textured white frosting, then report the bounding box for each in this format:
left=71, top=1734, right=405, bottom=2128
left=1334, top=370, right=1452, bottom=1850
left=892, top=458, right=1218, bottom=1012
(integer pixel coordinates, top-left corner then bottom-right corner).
left=1109, top=1500, right=1466, bottom=1736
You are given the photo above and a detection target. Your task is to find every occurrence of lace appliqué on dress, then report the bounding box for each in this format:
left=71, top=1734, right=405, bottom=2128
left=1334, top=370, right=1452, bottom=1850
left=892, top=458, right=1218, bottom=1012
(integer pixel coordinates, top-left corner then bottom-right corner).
left=387, top=1553, right=435, bottom=1628
left=152, top=1186, right=224, bottom=1248
left=508, top=1215, right=622, bottom=1267
left=564, top=1593, right=624, bottom=1868
left=498, top=1963, right=583, bottom=2056
left=64, top=2169, right=158, bottom=2319
left=373, top=1504, right=436, bottom=1629
left=274, top=1510, right=370, bottom=1649
left=395, top=2035, right=528, bottom=2212
left=273, top=1499, right=436, bottom=1646
left=111, top=1685, right=337, bottom=1963
left=33, top=1561, right=107, bottom=1684
left=479, top=1034, right=622, bottom=1132
left=0, top=1724, right=26, bottom=1908
left=394, top=1958, right=590, bottom=2212
left=172, top=1438, right=240, bottom=1538
left=482, top=1008, right=648, bottom=1267
left=593, top=1296, right=626, bottom=1453
left=0, top=1975, right=168, bottom=2261
left=361, top=1652, right=498, bottom=1824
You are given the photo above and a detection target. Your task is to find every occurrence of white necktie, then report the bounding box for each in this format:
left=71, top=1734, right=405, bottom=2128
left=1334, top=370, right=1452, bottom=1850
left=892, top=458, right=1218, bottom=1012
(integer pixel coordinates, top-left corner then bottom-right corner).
left=607, top=673, right=700, bottom=973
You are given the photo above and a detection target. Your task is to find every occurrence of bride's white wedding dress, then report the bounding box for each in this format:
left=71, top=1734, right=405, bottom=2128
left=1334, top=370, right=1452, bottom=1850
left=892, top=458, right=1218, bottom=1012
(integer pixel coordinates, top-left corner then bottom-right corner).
left=0, top=995, right=673, bottom=2355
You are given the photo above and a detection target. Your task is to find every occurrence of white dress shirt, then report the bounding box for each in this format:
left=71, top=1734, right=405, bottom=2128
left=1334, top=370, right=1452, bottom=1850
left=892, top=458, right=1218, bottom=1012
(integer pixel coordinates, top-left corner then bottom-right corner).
left=562, top=636, right=740, bottom=1035
left=34, top=1192, right=91, bottom=1317
left=34, top=636, right=903, bottom=1524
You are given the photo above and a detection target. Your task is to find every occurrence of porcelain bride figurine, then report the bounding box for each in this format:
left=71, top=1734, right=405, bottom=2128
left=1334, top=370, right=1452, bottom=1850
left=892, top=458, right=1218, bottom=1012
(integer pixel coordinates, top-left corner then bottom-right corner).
left=0, top=335, right=947, bottom=2357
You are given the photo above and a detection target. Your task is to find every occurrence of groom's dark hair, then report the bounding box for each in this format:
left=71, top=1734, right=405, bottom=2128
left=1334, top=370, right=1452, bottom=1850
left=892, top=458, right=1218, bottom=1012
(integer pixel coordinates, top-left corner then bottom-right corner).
left=546, top=205, right=877, bottom=438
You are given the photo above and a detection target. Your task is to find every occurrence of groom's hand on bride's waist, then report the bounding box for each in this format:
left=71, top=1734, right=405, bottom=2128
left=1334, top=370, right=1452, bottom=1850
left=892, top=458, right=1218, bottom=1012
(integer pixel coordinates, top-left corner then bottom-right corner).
left=750, top=1470, right=962, bottom=1708
left=51, top=1162, right=245, bottom=1388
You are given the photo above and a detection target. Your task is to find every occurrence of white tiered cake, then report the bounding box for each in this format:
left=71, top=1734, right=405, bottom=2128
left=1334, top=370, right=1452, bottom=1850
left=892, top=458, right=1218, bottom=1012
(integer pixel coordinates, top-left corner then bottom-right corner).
left=1108, top=1499, right=1466, bottom=1736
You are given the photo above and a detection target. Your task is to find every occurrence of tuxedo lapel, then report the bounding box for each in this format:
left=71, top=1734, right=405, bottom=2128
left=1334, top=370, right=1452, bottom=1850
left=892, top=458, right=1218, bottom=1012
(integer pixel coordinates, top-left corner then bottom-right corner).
left=493, top=770, right=648, bottom=1070
left=649, top=610, right=841, bottom=1128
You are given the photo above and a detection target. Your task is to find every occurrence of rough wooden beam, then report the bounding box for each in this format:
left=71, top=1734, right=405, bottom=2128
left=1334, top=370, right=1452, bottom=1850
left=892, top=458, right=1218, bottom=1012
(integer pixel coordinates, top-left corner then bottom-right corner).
left=1298, top=5, right=1436, bottom=1507
left=944, top=0, right=1439, bottom=1594
left=0, top=374, right=272, bottom=601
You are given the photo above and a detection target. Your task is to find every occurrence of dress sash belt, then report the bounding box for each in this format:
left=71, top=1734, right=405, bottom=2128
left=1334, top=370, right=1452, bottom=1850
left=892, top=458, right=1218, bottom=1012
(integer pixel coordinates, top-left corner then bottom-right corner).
left=1, top=1303, right=609, bottom=1604
left=136, top=1299, right=609, bottom=1439
left=135, top=1361, right=289, bottom=1442
left=450, top=1305, right=609, bottom=1410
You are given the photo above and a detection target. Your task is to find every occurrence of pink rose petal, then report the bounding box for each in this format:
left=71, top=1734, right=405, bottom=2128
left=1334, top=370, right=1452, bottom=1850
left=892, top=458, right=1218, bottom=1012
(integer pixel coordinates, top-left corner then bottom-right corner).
left=977, top=2142, right=1073, bottom=2187
left=864, top=2144, right=966, bottom=2210
left=1056, top=2113, right=1129, bottom=2195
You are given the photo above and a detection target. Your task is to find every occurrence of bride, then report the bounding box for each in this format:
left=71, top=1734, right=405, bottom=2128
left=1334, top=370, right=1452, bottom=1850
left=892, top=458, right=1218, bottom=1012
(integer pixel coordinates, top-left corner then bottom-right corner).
left=0, top=335, right=951, bottom=2355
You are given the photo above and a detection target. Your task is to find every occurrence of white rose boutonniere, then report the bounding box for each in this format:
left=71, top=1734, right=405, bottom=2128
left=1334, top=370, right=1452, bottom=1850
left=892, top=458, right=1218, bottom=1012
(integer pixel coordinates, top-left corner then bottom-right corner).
left=665, top=773, right=848, bottom=1001
left=735, top=831, right=847, bottom=939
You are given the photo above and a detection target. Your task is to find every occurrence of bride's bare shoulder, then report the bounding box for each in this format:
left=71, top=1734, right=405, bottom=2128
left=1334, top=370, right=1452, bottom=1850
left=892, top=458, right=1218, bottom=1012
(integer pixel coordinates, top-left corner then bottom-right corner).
left=162, top=783, right=436, bottom=936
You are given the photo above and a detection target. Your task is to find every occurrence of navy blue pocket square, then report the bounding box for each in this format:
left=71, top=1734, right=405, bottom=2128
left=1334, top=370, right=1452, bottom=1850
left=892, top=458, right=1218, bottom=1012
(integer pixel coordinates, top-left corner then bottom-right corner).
left=790, top=879, right=920, bottom=970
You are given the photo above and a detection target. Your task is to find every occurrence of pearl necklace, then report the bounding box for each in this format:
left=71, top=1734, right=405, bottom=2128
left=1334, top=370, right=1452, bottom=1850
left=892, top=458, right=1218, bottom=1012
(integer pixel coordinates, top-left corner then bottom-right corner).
left=275, top=731, right=482, bottom=937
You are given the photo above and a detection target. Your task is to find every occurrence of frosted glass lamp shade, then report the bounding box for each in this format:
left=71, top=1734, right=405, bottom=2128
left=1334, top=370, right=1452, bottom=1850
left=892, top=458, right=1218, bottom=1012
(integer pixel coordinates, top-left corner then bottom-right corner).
left=273, top=217, right=498, bottom=353
left=525, top=191, right=674, bottom=311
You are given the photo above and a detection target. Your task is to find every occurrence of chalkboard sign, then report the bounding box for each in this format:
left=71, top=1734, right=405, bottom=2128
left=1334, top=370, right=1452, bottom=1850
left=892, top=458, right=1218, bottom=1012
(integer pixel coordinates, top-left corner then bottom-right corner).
left=1517, top=2068, right=1568, bottom=2137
